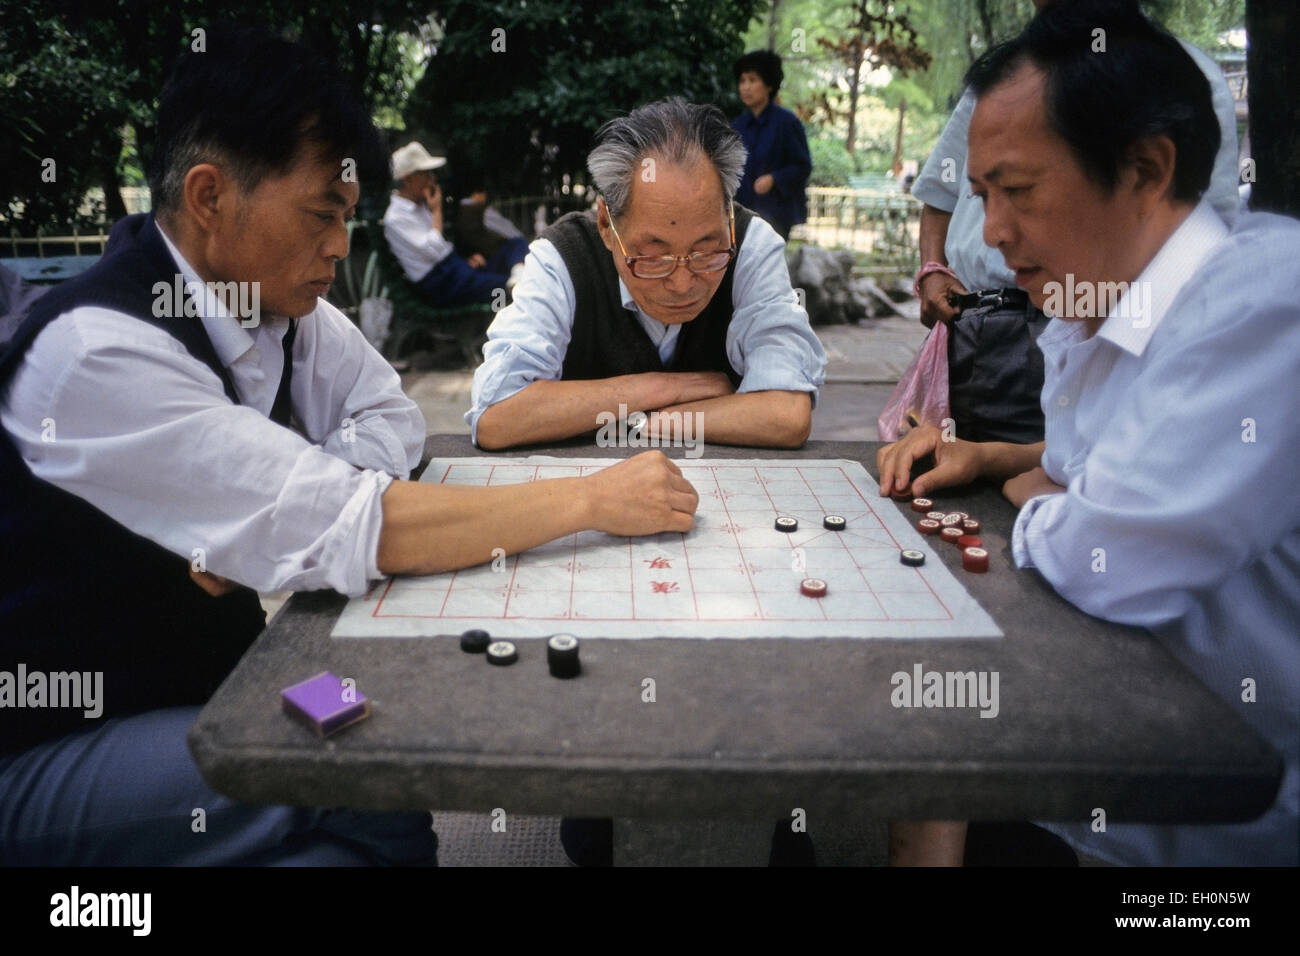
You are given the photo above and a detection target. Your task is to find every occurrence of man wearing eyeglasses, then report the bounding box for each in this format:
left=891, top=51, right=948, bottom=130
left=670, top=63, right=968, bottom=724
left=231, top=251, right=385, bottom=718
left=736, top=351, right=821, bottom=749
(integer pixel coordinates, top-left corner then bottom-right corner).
left=468, top=98, right=826, bottom=450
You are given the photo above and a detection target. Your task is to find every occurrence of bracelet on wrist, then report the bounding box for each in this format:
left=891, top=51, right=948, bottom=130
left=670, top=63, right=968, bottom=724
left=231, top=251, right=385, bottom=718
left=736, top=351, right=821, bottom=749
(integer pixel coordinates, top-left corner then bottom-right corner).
left=913, top=261, right=960, bottom=300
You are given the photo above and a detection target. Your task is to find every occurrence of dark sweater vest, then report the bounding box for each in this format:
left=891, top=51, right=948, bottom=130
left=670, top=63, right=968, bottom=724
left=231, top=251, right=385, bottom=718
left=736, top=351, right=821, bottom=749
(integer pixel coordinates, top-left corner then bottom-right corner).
left=545, top=205, right=754, bottom=385
left=0, top=214, right=279, bottom=755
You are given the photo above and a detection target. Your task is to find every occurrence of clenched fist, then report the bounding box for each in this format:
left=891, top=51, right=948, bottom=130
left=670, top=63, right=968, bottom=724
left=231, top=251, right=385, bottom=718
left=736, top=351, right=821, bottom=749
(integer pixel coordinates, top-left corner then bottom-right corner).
left=583, top=451, right=699, bottom=536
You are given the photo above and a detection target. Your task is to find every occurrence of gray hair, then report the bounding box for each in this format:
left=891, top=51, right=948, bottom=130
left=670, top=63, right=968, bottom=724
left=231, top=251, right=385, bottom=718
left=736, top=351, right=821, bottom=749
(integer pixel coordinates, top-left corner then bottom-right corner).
left=587, top=97, right=747, bottom=220
left=152, top=123, right=258, bottom=221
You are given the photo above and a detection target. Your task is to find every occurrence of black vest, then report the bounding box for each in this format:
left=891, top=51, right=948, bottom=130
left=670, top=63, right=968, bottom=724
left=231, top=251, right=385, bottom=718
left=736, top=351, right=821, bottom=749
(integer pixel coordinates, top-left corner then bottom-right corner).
left=0, top=214, right=282, bottom=754
left=545, top=205, right=754, bottom=385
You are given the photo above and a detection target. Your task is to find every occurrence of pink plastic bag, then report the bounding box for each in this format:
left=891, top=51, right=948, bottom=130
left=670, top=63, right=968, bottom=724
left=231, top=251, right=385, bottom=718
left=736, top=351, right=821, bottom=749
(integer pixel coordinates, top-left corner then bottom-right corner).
left=876, top=321, right=950, bottom=441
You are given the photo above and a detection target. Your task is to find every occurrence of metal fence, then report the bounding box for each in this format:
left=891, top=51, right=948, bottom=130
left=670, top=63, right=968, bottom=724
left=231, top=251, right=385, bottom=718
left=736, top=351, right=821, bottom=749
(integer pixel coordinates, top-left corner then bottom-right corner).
left=1, top=188, right=916, bottom=277
left=792, top=186, right=921, bottom=273
left=2, top=227, right=111, bottom=257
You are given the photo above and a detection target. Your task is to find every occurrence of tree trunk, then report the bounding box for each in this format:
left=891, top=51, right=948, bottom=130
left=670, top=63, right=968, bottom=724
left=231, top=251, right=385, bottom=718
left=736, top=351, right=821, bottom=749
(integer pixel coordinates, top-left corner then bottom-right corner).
left=975, top=0, right=995, bottom=51
left=891, top=97, right=906, bottom=176
left=1246, top=0, right=1300, bottom=217
left=99, top=127, right=128, bottom=222
left=767, top=0, right=782, bottom=51
left=846, top=35, right=862, bottom=166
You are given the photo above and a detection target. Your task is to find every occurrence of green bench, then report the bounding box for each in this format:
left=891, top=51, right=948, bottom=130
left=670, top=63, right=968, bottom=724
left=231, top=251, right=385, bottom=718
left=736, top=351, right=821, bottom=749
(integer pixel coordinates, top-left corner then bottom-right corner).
left=3, top=255, right=101, bottom=283
left=360, top=221, right=494, bottom=367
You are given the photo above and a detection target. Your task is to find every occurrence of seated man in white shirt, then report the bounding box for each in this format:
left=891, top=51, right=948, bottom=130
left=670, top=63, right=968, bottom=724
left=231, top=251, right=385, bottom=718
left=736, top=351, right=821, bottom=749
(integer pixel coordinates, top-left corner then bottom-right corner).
left=382, top=142, right=519, bottom=308
left=879, top=0, right=1298, bottom=866
left=908, top=0, right=1241, bottom=447
left=467, top=98, right=827, bottom=451
left=0, top=27, right=697, bottom=866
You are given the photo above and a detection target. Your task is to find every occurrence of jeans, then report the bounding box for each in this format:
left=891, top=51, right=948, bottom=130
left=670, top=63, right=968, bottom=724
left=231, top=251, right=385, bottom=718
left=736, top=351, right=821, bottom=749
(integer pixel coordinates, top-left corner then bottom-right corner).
left=0, top=706, right=438, bottom=866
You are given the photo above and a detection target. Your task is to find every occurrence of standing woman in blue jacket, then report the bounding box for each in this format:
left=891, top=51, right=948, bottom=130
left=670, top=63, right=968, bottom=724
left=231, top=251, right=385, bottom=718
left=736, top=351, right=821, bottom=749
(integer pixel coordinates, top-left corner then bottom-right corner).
left=732, top=50, right=813, bottom=241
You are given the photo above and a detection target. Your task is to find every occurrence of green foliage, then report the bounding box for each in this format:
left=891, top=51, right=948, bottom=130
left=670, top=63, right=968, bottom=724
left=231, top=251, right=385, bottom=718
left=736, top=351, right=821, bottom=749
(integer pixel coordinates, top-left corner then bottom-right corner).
left=0, top=0, right=428, bottom=233
left=407, top=0, right=762, bottom=198
left=0, top=5, right=136, bottom=230
left=1145, top=0, right=1245, bottom=52
left=807, top=133, right=855, bottom=186
left=902, top=0, right=1038, bottom=110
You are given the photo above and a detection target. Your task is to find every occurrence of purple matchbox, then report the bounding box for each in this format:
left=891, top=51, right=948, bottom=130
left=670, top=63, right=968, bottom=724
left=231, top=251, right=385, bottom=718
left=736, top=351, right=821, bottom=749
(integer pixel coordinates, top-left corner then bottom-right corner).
left=281, top=671, right=370, bottom=738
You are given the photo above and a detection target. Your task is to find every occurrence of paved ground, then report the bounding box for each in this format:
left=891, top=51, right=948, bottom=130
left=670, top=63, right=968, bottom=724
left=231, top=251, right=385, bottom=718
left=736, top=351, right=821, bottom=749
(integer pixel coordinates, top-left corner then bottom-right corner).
left=272, top=316, right=931, bottom=865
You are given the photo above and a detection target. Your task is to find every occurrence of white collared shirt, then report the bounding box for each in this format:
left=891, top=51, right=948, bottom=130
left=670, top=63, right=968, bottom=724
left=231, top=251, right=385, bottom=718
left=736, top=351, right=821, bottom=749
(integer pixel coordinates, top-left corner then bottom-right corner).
left=0, top=223, right=426, bottom=597
left=911, top=40, right=1241, bottom=291
left=383, top=193, right=455, bottom=282
left=466, top=212, right=827, bottom=442
left=1012, top=201, right=1300, bottom=865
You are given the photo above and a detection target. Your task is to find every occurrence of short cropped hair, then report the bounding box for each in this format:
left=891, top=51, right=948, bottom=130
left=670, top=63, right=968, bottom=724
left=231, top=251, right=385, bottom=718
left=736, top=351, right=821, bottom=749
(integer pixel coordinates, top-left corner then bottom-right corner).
left=149, top=26, right=388, bottom=217
left=587, top=98, right=747, bottom=220
left=733, top=49, right=784, bottom=94
left=965, top=0, right=1218, bottom=201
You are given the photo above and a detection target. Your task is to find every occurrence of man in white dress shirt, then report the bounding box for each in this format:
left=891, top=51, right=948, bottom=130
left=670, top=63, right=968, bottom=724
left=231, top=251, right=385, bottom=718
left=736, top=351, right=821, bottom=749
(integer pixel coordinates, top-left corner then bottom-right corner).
left=908, top=0, right=1240, bottom=446
left=0, top=28, right=697, bottom=865
left=468, top=98, right=826, bottom=451
left=382, top=142, right=522, bottom=308
left=879, top=0, right=1297, bottom=866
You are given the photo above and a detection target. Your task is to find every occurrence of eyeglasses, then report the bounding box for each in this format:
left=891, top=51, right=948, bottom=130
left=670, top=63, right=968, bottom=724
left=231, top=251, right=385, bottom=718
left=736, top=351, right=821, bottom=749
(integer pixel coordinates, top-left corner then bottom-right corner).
left=605, top=202, right=736, bottom=279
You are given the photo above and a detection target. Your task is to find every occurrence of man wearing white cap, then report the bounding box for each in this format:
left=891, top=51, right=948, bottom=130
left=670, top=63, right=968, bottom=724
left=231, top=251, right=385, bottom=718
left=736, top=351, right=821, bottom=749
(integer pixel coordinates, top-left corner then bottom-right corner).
left=383, top=142, right=516, bottom=307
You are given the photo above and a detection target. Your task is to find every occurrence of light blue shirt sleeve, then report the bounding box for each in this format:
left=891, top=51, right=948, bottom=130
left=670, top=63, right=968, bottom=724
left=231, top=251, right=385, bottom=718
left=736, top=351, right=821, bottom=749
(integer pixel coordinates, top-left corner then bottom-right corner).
left=725, top=214, right=827, bottom=398
left=466, top=239, right=576, bottom=444
left=911, top=89, right=973, bottom=215
left=1005, top=212, right=1300, bottom=865
left=1011, top=213, right=1300, bottom=631
left=1178, top=40, right=1240, bottom=225
left=466, top=217, right=827, bottom=443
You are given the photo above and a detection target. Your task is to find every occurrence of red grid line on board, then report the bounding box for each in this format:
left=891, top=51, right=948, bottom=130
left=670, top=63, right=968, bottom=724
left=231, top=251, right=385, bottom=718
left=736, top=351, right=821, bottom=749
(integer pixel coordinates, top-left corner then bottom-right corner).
left=680, top=487, right=703, bottom=622
left=792, top=463, right=874, bottom=619
left=495, top=462, right=525, bottom=619
left=370, top=461, right=959, bottom=623
left=755, top=464, right=827, bottom=621
left=709, top=464, right=765, bottom=617
left=790, top=463, right=955, bottom=622
left=567, top=464, right=578, bottom=619
left=626, top=531, right=636, bottom=621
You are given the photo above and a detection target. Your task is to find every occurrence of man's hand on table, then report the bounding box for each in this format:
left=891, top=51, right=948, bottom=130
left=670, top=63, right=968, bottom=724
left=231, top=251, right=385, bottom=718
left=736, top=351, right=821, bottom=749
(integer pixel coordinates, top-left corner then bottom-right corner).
left=877, top=424, right=984, bottom=498
left=879, top=429, right=1048, bottom=500
left=1001, top=466, right=1065, bottom=509
left=585, top=450, right=699, bottom=535
left=377, top=450, right=699, bottom=576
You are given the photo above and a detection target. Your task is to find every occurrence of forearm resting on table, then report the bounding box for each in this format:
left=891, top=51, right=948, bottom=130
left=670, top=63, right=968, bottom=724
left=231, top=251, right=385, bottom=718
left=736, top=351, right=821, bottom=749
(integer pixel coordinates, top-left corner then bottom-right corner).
left=977, top=441, right=1045, bottom=483
left=377, top=478, right=588, bottom=575
left=474, top=373, right=725, bottom=449
left=654, top=390, right=813, bottom=448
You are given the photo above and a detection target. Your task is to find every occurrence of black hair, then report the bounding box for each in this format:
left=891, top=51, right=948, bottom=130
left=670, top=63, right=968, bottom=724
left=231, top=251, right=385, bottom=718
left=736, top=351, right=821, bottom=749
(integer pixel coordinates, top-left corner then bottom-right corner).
left=733, top=49, right=784, bottom=95
left=149, top=25, right=388, bottom=216
left=965, top=0, right=1218, bottom=201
